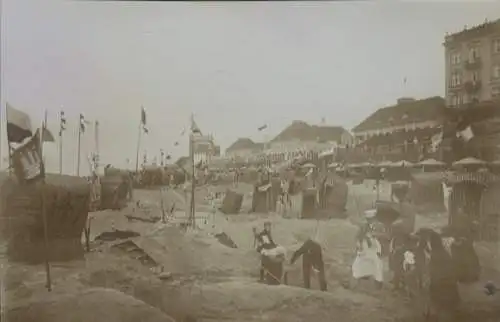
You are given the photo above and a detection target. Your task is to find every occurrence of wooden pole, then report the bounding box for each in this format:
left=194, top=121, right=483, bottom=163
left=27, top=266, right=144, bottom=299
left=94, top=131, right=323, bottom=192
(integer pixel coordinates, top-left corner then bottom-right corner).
left=76, top=118, right=82, bottom=176
left=5, top=105, right=13, bottom=175
left=135, top=121, right=142, bottom=174
left=40, top=120, right=52, bottom=291
left=95, top=120, right=99, bottom=172
left=189, top=133, right=196, bottom=228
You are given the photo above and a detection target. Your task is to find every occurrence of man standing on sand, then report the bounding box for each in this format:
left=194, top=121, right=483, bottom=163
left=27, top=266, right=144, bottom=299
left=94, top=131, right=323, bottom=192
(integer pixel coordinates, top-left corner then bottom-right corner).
left=290, top=238, right=327, bottom=291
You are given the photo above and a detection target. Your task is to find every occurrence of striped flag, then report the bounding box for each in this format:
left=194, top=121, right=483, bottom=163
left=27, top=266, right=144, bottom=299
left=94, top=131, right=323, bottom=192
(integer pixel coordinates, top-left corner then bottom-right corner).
left=59, top=111, right=67, bottom=136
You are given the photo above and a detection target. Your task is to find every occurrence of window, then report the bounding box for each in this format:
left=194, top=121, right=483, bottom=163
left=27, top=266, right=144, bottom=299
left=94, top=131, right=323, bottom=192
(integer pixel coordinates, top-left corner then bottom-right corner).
left=469, top=47, right=480, bottom=61
left=450, top=52, right=461, bottom=65
left=450, top=95, right=458, bottom=107
left=493, top=65, right=500, bottom=79
left=493, top=38, right=500, bottom=54
left=472, top=71, right=480, bottom=82
left=451, top=72, right=462, bottom=86
left=493, top=86, right=500, bottom=98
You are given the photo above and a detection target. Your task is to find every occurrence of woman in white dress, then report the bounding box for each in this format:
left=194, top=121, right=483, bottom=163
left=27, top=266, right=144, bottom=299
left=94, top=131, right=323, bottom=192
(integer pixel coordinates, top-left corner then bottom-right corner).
left=351, top=224, right=384, bottom=289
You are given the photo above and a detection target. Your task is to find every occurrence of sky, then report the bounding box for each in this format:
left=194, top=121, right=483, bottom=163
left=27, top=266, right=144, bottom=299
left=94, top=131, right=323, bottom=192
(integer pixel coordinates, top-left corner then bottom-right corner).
left=2, top=0, right=500, bottom=175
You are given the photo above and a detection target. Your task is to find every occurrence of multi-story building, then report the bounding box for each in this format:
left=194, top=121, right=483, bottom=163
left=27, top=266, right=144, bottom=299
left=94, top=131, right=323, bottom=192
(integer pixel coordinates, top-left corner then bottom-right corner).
left=349, top=96, right=447, bottom=162
left=444, top=19, right=500, bottom=107
left=265, top=121, right=353, bottom=163
left=190, top=134, right=220, bottom=165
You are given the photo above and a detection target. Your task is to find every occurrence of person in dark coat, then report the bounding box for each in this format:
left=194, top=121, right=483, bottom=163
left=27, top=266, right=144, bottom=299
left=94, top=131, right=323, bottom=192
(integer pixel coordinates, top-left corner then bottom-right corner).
left=290, top=238, right=327, bottom=291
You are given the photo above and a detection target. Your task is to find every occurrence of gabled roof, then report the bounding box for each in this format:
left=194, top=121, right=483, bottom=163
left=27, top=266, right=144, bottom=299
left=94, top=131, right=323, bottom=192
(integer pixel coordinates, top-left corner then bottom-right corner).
left=226, top=138, right=257, bottom=153
left=353, top=96, right=446, bottom=133
left=271, top=121, right=347, bottom=143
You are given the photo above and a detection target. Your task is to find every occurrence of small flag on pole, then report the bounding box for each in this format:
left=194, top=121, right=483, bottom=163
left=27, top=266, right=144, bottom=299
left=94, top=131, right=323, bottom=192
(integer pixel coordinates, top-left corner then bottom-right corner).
left=79, top=114, right=91, bottom=133
left=6, top=102, right=33, bottom=144
left=191, top=114, right=201, bottom=135
left=141, top=107, right=147, bottom=126
left=141, top=107, right=149, bottom=134
left=59, top=111, right=67, bottom=136
left=41, top=127, right=55, bottom=143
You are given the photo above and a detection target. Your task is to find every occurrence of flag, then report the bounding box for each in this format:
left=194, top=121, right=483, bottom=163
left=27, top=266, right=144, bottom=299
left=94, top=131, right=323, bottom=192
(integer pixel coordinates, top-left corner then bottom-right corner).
left=41, top=127, right=55, bottom=142
left=80, top=114, right=91, bottom=133
left=191, top=114, right=201, bottom=135
left=430, top=131, right=443, bottom=152
left=59, top=111, right=67, bottom=136
left=140, top=107, right=149, bottom=134
left=11, top=129, right=45, bottom=184
left=458, top=126, right=474, bottom=142
left=6, top=102, right=33, bottom=144
left=141, top=107, right=147, bottom=126
left=258, top=124, right=268, bottom=131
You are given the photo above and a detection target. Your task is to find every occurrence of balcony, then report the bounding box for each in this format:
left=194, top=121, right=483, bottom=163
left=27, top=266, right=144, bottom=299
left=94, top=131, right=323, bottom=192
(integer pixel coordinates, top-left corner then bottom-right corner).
left=464, top=58, right=482, bottom=70
left=464, top=80, right=482, bottom=93
left=448, top=82, right=464, bottom=92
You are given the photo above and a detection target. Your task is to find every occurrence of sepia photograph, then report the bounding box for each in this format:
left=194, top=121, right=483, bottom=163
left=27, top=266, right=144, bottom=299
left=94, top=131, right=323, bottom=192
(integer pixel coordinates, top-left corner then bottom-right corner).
left=1, top=1, right=500, bottom=321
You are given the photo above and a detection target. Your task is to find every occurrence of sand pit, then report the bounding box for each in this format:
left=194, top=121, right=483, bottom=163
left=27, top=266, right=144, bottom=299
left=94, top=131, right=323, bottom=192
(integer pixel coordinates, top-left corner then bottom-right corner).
left=4, top=183, right=499, bottom=322
left=6, top=287, right=176, bottom=322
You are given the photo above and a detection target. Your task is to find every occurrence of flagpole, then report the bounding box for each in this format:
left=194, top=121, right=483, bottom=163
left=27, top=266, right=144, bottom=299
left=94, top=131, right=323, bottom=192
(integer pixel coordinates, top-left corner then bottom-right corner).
left=189, top=132, right=195, bottom=228
left=76, top=116, right=82, bottom=176
left=0, top=104, right=2, bottom=170
left=135, top=119, right=142, bottom=174
left=95, top=120, right=99, bottom=172
left=5, top=105, right=12, bottom=175
left=40, top=110, right=47, bottom=162
left=40, top=118, right=52, bottom=291
left=58, top=111, right=64, bottom=174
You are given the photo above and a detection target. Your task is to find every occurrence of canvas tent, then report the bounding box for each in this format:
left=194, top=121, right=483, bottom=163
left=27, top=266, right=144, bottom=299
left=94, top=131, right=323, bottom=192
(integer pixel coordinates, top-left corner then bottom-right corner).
left=406, top=172, right=446, bottom=214
left=318, top=172, right=348, bottom=217
left=0, top=172, right=90, bottom=263
left=446, top=171, right=500, bottom=241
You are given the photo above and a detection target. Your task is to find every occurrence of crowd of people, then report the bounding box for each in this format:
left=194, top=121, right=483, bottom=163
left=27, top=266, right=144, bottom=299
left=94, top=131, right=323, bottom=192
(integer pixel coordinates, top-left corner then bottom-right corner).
left=250, top=204, right=483, bottom=320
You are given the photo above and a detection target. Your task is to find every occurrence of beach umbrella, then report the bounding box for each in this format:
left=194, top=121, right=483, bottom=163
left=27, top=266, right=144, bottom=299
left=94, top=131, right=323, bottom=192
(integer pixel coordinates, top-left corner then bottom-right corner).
left=327, top=162, right=339, bottom=169
left=452, top=157, right=486, bottom=168
left=301, top=163, right=316, bottom=169
left=390, top=160, right=414, bottom=167
left=377, top=160, right=393, bottom=167
left=418, top=158, right=445, bottom=166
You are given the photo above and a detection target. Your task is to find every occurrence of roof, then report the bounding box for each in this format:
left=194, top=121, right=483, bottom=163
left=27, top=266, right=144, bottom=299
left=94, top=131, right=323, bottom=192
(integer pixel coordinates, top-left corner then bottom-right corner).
left=271, top=121, right=347, bottom=143
left=353, top=96, right=446, bottom=133
left=175, top=156, right=189, bottom=167
left=444, top=19, right=500, bottom=47
left=226, top=138, right=257, bottom=152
